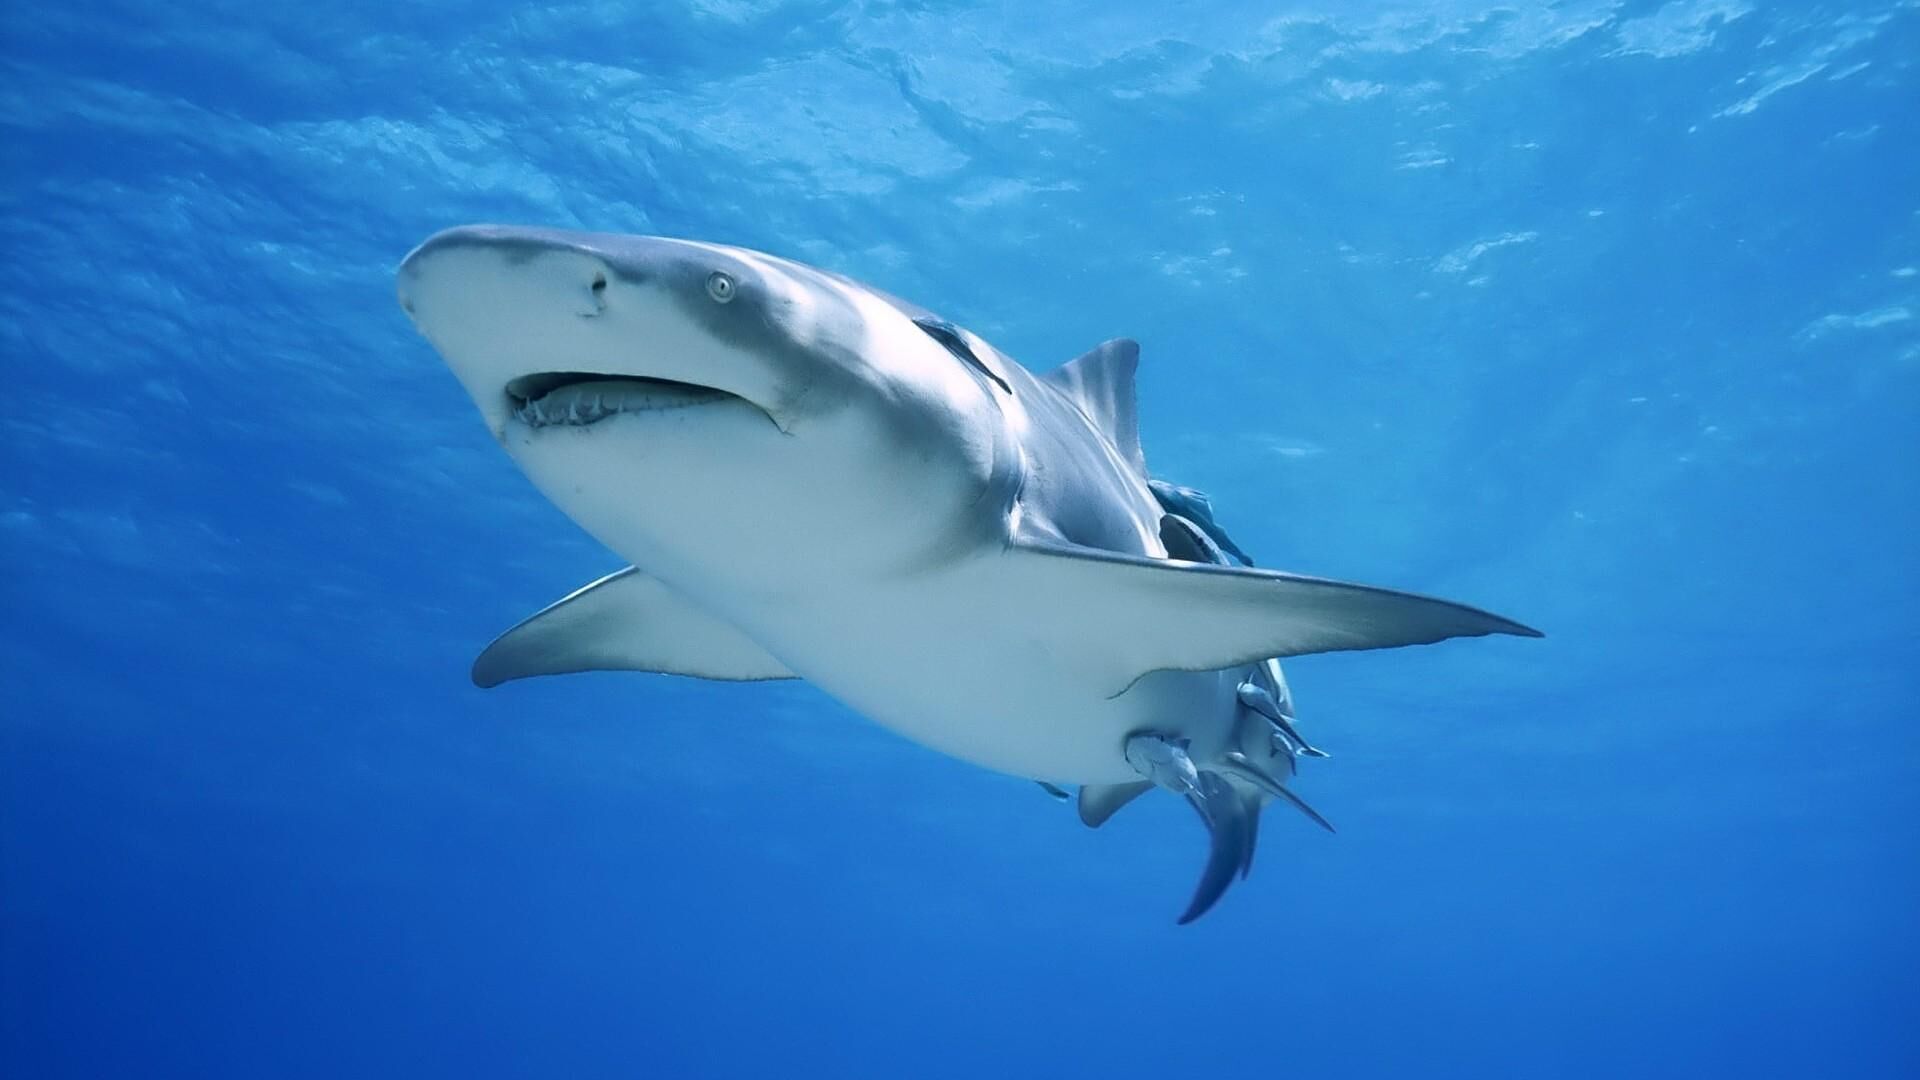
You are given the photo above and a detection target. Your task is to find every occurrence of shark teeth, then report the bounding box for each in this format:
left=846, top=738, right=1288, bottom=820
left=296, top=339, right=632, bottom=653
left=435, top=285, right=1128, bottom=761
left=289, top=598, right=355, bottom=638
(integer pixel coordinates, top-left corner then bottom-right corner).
left=509, top=376, right=730, bottom=429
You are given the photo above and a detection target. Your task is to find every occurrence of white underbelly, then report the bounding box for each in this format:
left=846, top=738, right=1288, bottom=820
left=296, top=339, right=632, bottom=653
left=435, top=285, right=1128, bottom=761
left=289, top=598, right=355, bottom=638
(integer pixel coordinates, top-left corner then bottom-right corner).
left=715, top=564, right=1242, bottom=784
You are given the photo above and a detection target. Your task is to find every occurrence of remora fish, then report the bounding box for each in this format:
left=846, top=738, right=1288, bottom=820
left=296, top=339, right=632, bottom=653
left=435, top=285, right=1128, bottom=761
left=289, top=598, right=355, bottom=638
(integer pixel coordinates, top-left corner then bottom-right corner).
left=397, top=226, right=1542, bottom=922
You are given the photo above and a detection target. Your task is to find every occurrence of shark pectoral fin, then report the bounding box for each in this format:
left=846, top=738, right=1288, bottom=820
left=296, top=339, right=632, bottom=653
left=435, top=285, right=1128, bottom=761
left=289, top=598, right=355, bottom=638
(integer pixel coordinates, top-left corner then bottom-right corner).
left=1077, top=780, right=1154, bottom=827
left=472, top=567, right=795, bottom=688
left=1004, top=538, right=1542, bottom=690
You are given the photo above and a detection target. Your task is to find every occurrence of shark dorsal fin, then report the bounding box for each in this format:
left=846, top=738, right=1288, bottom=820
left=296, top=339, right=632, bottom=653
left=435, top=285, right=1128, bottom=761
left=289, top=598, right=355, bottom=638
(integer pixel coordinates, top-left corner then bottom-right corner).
left=1043, top=339, right=1144, bottom=474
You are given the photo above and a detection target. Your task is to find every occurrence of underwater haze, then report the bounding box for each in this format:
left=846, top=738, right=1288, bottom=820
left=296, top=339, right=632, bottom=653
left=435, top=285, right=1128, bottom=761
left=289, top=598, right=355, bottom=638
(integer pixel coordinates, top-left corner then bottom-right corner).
left=4, top=1, right=1918, bottom=1077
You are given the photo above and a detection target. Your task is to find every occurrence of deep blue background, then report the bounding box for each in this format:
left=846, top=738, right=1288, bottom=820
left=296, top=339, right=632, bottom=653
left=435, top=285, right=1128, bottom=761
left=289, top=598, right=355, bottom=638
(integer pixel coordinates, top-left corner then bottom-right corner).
left=4, top=2, right=1917, bottom=1076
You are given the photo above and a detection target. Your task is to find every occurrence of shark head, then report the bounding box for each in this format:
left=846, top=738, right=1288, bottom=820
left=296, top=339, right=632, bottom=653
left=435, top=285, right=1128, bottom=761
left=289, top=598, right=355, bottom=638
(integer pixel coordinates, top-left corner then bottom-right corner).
left=398, top=226, right=1022, bottom=587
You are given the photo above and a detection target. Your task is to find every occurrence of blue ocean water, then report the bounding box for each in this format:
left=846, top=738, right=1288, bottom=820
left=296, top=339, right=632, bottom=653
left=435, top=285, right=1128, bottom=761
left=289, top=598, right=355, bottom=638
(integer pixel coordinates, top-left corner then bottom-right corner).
left=4, top=1, right=1917, bottom=1076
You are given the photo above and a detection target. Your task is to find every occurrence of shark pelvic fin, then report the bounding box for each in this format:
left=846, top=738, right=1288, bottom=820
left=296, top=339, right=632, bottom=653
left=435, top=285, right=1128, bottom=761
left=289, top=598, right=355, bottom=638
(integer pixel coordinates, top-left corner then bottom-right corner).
left=1036, top=781, right=1073, bottom=802
left=472, top=567, right=795, bottom=688
left=1077, top=780, right=1154, bottom=827
left=1042, top=339, right=1145, bottom=475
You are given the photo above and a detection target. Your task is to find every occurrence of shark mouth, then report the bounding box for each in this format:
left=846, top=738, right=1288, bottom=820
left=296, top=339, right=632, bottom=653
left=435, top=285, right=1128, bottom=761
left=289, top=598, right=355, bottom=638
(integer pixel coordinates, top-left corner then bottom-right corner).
left=504, top=372, right=737, bottom=429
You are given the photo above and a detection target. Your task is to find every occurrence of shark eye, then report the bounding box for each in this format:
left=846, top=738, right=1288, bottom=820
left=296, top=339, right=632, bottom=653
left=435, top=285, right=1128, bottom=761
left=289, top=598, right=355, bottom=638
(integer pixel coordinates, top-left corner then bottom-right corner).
left=913, top=316, right=1012, bottom=395
left=705, top=271, right=736, bottom=304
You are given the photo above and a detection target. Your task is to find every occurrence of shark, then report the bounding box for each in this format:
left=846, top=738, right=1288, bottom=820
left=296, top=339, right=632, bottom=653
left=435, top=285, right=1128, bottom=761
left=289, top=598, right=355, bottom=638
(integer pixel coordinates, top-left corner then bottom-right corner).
left=396, top=225, right=1542, bottom=922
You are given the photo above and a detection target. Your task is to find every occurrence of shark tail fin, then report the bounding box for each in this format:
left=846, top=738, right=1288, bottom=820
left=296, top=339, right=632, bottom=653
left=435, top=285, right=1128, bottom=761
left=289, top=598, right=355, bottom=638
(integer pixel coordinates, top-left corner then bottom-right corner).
left=1119, top=733, right=1335, bottom=923
left=1178, top=772, right=1258, bottom=924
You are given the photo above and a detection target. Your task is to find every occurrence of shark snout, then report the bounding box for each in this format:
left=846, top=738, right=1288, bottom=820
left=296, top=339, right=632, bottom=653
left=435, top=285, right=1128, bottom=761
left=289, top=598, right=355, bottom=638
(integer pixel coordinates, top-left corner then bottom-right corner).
left=398, top=225, right=803, bottom=434
left=398, top=225, right=621, bottom=320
